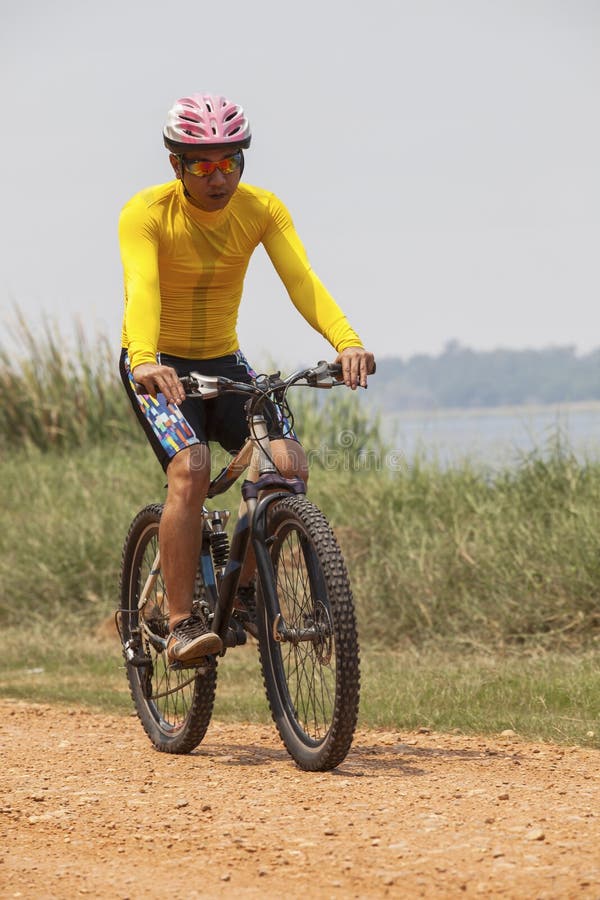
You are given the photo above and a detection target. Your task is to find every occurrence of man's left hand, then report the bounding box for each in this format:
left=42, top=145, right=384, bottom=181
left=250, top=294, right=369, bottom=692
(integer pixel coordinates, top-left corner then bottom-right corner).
left=334, top=347, right=376, bottom=390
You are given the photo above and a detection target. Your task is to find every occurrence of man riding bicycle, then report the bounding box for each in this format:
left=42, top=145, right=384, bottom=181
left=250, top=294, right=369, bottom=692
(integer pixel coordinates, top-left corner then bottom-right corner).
left=118, top=93, right=375, bottom=666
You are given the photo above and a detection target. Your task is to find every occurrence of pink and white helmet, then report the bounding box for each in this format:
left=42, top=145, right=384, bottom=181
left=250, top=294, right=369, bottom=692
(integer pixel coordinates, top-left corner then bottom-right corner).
left=163, top=94, right=251, bottom=151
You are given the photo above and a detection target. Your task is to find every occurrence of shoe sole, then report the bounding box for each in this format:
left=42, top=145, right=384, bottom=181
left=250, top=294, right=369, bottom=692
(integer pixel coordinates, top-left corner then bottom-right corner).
left=167, top=631, right=223, bottom=664
left=169, top=657, right=217, bottom=671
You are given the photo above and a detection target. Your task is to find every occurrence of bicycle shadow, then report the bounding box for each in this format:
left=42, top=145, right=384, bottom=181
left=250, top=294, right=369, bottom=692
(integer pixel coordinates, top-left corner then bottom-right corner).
left=190, top=737, right=515, bottom=779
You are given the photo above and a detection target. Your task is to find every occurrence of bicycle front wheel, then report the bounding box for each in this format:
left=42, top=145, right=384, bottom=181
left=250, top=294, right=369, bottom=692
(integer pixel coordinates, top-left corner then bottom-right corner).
left=119, top=504, right=217, bottom=754
left=257, top=496, right=360, bottom=771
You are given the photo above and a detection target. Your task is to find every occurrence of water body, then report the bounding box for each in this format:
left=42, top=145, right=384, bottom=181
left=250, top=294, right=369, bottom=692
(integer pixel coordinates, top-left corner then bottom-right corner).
left=381, top=402, right=600, bottom=468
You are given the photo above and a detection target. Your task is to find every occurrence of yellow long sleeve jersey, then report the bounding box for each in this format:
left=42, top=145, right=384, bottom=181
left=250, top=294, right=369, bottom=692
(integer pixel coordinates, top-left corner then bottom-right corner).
left=119, top=179, right=363, bottom=372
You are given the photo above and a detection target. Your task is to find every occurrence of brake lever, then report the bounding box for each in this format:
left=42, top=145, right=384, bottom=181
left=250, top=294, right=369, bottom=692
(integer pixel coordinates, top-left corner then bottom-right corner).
left=185, top=372, right=231, bottom=399
left=305, top=360, right=337, bottom=388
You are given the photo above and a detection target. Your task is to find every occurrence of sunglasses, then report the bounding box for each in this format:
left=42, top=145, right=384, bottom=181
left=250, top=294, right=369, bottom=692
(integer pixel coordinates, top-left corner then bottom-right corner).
left=181, top=151, right=243, bottom=178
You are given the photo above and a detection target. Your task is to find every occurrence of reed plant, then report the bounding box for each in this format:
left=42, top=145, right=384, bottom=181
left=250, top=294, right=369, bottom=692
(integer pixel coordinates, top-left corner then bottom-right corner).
left=288, top=388, right=386, bottom=468
left=313, top=443, right=600, bottom=649
left=0, top=311, right=136, bottom=452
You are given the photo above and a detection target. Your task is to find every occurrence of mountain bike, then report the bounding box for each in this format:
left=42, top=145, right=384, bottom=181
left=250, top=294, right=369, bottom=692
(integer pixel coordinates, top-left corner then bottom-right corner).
left=117, top=361, right=361, bottom=771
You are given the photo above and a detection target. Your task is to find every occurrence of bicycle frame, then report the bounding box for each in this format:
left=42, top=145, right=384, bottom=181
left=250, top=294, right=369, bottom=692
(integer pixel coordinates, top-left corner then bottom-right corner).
left=198, top=412, right=307, bottom=647
left=133, top=361, right=351, bottom=652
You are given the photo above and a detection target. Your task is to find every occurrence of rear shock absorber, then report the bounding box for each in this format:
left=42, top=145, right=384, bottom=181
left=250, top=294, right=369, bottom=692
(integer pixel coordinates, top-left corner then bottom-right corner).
left=209, top=510, right=230, bottom=576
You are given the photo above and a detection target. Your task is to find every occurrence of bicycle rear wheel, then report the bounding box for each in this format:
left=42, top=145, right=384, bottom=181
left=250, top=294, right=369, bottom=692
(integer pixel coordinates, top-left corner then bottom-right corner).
left=119, top=504, right=217, bottom=754
left=257, top=495, right=360, bottom=771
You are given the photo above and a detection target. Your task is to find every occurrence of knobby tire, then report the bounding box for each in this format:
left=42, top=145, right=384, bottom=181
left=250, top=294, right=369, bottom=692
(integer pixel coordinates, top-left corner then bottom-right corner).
left=257, top=496, right=360, bottom=771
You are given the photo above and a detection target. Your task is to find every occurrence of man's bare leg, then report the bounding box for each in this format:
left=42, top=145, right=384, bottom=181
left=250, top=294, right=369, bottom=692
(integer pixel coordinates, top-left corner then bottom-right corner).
left=160, top=445, right=211, bottom=628
left=238, top=438, right=308, bottom=584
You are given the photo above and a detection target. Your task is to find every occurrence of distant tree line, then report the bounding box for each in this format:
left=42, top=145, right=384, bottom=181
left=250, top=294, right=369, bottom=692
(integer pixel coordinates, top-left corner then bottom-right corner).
left=370, top=341, right=600, bottom=410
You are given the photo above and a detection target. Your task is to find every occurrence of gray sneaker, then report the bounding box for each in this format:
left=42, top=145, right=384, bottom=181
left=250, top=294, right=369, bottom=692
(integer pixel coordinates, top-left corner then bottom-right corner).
left=167, top=615, right=223, bottom=664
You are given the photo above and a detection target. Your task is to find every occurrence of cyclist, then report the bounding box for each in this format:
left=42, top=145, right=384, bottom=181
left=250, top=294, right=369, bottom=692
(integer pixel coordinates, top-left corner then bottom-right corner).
left=118, top=93, right=375, bottom=666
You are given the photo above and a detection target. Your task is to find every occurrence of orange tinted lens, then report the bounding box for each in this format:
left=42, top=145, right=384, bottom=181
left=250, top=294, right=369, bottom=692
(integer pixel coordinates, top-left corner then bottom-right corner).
left=185, top=159, right=216, bottom=176
left=183, top=153, right=242, bottom=177
left=216, top=155, right=240, bottom=174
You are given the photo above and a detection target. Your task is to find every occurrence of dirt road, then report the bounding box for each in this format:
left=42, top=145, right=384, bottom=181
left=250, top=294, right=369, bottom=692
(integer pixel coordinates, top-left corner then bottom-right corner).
left=0, top=698, right=598, bottom=899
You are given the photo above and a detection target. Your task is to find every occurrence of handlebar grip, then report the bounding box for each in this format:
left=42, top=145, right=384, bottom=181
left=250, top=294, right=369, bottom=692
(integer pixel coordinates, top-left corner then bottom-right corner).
left=328, top=361, right=376, bottom=376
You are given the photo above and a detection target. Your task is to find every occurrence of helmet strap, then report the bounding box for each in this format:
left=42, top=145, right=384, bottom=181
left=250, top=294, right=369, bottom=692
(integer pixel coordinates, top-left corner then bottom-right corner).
left=176, top=155, right=193, bottom=199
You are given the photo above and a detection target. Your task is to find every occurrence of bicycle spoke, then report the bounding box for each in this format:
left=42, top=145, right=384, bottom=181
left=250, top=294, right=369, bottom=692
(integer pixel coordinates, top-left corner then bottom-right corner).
left=280, top=529, right=336, bottom=737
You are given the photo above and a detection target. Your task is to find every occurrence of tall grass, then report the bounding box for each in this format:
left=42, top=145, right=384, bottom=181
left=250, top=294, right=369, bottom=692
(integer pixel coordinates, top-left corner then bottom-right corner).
left=0, top=443, right=160, bottom=624
left=2, top=321, right=600, bottom=653
left=289, top=389, right=386, bottom=467
left=3, top=431, right=600, bottom=651
left=314, top=447, right=600, bottom=649
left=0, top=312, right=136, bottom=451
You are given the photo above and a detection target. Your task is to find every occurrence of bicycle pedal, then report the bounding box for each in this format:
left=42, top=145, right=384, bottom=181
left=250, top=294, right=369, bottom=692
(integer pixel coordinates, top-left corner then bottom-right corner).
left=123, top=643, right=153, bottom=668
left=128, top=656, right=153, bottom=669
left=224, top=618, right=247, bottom=647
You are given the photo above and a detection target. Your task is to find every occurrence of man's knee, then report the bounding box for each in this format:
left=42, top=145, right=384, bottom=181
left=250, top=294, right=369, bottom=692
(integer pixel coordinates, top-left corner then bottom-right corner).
left=167, top=445, right=211, bottom=500
left=272, top=439, right=309, bottom=482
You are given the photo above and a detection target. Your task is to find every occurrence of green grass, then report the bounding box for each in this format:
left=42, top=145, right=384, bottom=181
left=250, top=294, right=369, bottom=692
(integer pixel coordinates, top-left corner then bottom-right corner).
left=1, top=626, right=597, bottom=747
left=0, top=443, right=164, bottom=625
left=5, top=440, right=600, bottom=651
left=313, top=450, right=600, bottom=649
left=0, top=313, right=138, bottom=451
left=360, top=646, right=599, bottom=746
left=0, top=625, right=131, bottom=711
left=0, top=624, right=271, bottom=720
left=1, top=320, right=599, bottom=744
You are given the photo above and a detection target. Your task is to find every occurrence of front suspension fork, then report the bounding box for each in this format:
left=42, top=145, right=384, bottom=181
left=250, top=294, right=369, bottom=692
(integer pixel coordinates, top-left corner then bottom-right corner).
left=244, top=477, right=306, bottom=642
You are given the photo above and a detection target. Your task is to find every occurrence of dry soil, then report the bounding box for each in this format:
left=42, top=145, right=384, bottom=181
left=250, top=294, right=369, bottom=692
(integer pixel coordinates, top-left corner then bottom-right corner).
left=1, top=698, right=599, bottom=899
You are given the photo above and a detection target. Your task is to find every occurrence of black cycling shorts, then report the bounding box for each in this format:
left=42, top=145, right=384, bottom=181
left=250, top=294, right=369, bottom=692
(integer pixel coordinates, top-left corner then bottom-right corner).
left=119, top=348, right=296, bottom=471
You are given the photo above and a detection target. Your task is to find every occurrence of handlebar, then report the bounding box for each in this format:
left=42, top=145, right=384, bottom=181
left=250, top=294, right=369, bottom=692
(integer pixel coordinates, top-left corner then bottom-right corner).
left=179, top=361, right=347, bottom=400
left=135, top=359, right=375, bottom=398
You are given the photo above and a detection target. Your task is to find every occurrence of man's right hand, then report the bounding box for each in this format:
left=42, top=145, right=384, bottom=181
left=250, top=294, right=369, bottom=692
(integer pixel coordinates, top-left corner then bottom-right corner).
left=132, top=363, right=186, bottom=405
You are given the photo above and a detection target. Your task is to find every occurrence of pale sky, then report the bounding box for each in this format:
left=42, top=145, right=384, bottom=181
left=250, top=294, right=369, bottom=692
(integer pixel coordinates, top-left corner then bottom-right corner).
left=2, top=0, right=599, bottom=367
